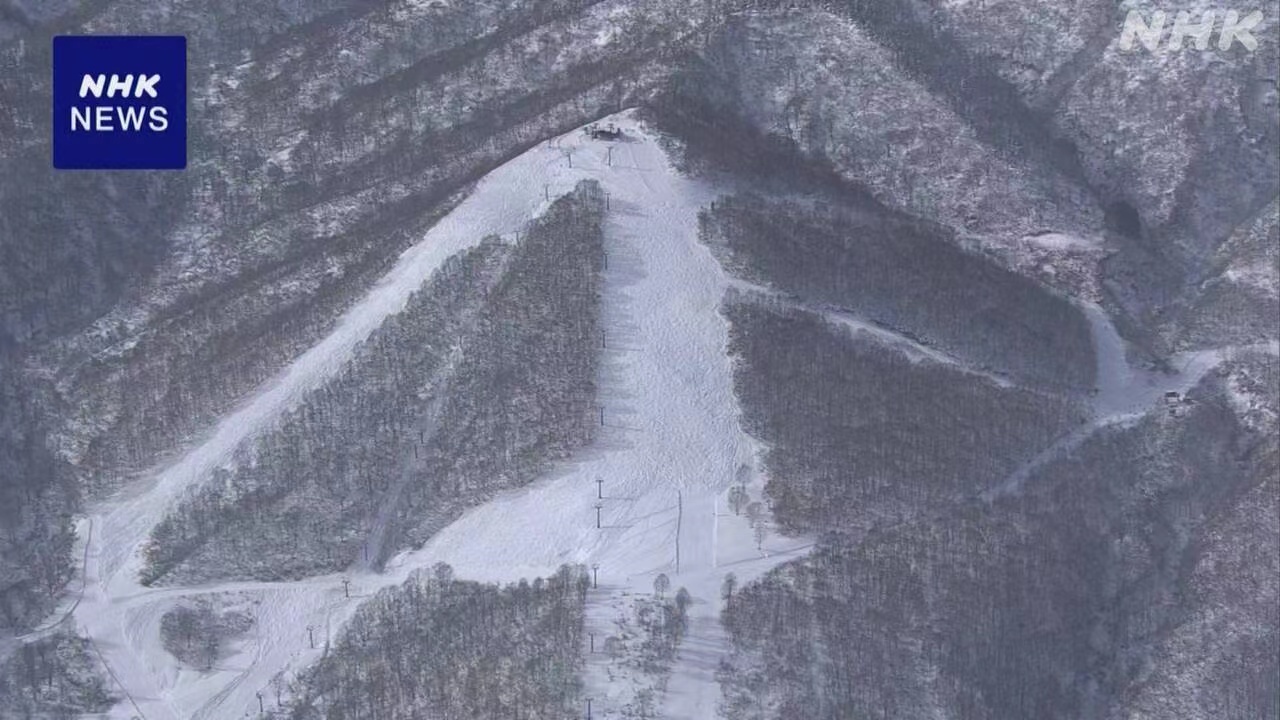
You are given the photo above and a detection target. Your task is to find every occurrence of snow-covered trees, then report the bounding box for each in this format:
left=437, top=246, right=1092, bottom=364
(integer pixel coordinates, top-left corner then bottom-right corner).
left=159, top=599, right=254, bottom=671
left=0, top=371, right=76, bottom=633
left=709, top=288, right=1097, bottom=718
left=700, top=194, right=1096, bottom=392
left=752, top=520, right=768, bottom=553
left=721, top=573, right=737, bottom=608
left=290, top=564, right=591, bottom=720
left=142, top=182, right=607, bottom=585
left=598, top=586, right=692, bottom=708
left=140, top=240, right=510, bottom=584
left=717, top=364, right=1278, bottom=719
left=0, top=629, right=114, bottom=718
left=653, top=573, right=670, bottom=598
left=722, top=295, right=1084, bottom=535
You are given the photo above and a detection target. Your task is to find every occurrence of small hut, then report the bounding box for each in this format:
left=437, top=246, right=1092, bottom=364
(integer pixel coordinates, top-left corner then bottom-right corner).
left=588, top=123, right=623, bottom=141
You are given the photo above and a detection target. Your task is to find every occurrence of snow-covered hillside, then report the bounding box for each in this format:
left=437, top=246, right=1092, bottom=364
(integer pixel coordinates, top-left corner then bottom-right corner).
left=42, top=112, right=805, bottom=720
left=1, top=1, right=1275, bottom=717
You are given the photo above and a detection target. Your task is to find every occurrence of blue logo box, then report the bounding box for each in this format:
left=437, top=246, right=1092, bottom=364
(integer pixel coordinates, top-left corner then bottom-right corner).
left=52, top=35, right=187, bottom=170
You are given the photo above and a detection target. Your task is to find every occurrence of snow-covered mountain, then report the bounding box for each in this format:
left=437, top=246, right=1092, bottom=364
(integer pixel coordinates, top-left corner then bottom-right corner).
left=0, top=2, right=1275, bottom=719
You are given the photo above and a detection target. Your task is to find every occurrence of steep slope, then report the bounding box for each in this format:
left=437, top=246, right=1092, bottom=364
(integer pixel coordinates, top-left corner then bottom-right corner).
left=4, top=0, right=714, bottom=508
left=23, top=113, right=795, bottom=720
left=142, top=183, right=605, bottom=585
left=701, top=194, right=1097, bottom=391
left=719, top=345, right=1277, bottom=720
left=0, top=0, right=702, bottom=642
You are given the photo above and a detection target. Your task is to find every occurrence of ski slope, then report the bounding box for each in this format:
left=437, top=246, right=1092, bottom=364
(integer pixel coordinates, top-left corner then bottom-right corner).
left=53, top=111, right=809, bottom=720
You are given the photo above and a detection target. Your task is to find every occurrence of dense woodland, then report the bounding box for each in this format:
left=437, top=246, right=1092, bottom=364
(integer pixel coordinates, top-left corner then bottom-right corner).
left=0, top=629, right=114, bottom=720
left=159, top=599, right=255, bottom=671
left=701, top=194, right=1096, bottom=391
left=718, top=365, right=1278, bottom=719
left=723, top=294, right=1084, bottom=535
left=141, top=240, right=509, bottom=583
left=13, top=0, right=695, bottom=495
left=0, top=369, right=75, bottom=632
left=289, top=564, right=589, bottom=720
left=397, top=180, right=607, bottom=551
left=143, top=182, right=606, bottom=584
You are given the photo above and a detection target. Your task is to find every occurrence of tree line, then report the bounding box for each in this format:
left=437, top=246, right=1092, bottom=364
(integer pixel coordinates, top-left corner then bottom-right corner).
left=722, top=293, right=1084, bottom=536
left=288, top=564, right=590, bottom=720
left=143, top=182, right=606, bottom=585
left=700, top=194, right=1096, bottom=392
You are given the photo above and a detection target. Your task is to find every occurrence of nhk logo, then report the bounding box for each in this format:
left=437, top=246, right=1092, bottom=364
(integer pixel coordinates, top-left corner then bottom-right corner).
left=1119, top=9, right=1265, bottom=53
left=73, top=74, right=169, bottom=131
left=52, top=36, right=187, bottom=169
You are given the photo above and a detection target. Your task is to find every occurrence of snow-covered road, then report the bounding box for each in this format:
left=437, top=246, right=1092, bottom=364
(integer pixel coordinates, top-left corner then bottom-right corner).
left=986, top=304, right=1278, bottom=499
left=55, top=111, right=809, bottom=720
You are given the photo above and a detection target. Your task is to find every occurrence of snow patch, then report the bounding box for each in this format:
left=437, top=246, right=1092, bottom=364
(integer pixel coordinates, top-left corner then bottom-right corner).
left=1025, top=231, right=1100, bottom=250
left=1223, top=261, right=1279, bottom=295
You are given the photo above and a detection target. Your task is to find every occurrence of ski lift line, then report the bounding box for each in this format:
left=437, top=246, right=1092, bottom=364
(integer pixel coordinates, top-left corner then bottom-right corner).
left=500, top=183, right=606, bottom=243
left=84, top=624, right=150, bottom=720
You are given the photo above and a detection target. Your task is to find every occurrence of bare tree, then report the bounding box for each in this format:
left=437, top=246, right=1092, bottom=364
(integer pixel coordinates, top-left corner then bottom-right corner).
left=675, top=587, right=692, bottom=615
left=653, top=573, right=670, bottom=598
left=270, top=671, right=287, bottom=709
left=728, top=486, right=750, bottom=516
left=433, top=562, right=455, bottom=585
left=604, top=636, right=624, bottom=661
left=721, top=573, right=737, bottom=608
left=753, top=521, right=768, bottom=553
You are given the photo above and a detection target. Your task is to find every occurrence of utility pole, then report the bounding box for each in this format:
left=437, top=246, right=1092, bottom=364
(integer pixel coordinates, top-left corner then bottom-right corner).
left=606, top=146, right=613, bottom=166
left=604, top=191, right=610, bottom=210
left=599, top=406, right=605, bottom=427
left=592, top=563, right=600, bottom=588
left=596, top=478, right=604, bottom=499
left=306, top=625, right=315, bottom=650
left=586, top=698, right=593, bottom=719
left=594, top=503, right=603, bottom=529
left=589, top=632, right=595, bottom=653
left=544, top=183, right=550, bottom=201
left=342, top=578, right=350, bottom=598
left=601, top=330, right=607, bottom=349
left=257, top=692, right=264, bottom=714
